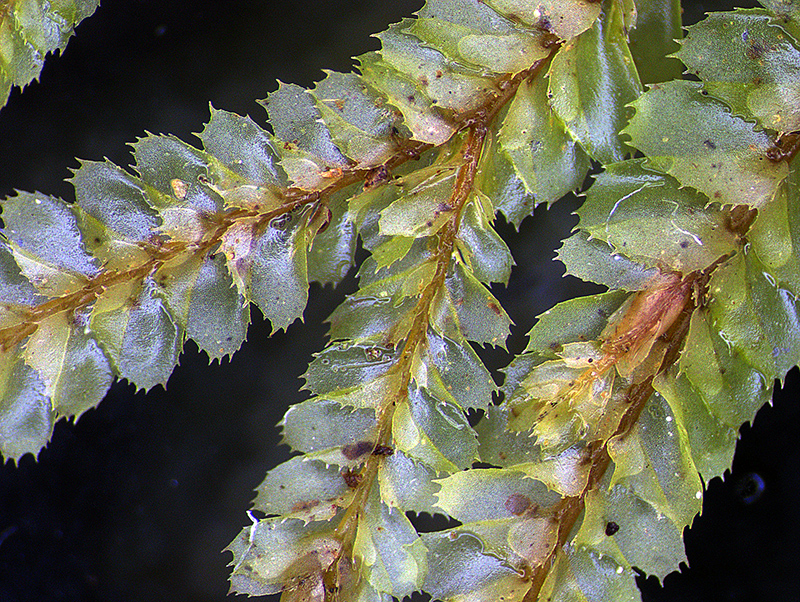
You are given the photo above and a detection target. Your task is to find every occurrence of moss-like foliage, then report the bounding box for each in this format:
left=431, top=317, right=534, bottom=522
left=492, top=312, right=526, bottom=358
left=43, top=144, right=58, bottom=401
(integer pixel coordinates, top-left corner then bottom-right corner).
left=1, top=0, right=798, bottom=600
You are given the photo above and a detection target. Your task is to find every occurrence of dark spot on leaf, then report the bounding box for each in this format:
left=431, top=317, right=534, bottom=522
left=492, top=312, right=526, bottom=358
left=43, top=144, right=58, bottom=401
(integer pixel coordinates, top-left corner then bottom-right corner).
left=342, top=468, right=363, bottom=488
left=342, top=441, right=374, bottom=460
left=605, top=521, right=620, bottom=536
left=488, top=302, right=502, bottom=316
left=372, top=445, right=394, bottom=456
left=703, top=139, right=717, bottom=150
left=291, top=499, right=320, bottom=513
left=680, top=240, right=690, bottom=249
left=504, top=493, right=531, bottom=516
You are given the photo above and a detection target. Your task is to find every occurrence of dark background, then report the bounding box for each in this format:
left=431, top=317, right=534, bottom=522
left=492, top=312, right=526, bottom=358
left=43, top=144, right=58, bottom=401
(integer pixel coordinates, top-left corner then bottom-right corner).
left=0, top=1, right=796, bottom=601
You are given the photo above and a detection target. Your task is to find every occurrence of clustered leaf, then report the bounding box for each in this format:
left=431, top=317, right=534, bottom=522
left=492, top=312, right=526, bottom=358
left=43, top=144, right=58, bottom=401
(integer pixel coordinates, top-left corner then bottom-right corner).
left=2, top=0, right=799, bottom=601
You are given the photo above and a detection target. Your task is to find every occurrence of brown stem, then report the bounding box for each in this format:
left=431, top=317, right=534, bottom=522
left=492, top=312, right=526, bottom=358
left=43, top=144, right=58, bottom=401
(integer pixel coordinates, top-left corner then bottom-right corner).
left=522, top=273, right=698, bottom=602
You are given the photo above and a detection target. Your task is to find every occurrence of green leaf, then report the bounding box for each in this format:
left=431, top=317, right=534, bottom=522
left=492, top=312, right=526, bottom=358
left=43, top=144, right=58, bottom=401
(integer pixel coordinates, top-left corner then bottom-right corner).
left=22, top=308, right=112, bottom=421
left=628, top=0, right=683, bottom=85
left=0, top=353, right=53, bottom=462
left=624, top=80, right=789, bottom=207
left=90, top=278, right=181, bottom=391
left=312, top=71, right=399, bottom=168
left=499, top=69, right=591, bottom=202
left=750, top=166, right=800, bottom=295
left=433, top=262, right=512, bottom=348
left=421, top=531, right=530, bottom=602
left=484, top=0, right=602, bottom=40
left=557, top=232, right=660, bottom=291
left=676, top=9, right=800, bottom=133
left=578, top=160, right=739, bottom=272
left=392, top=385, right=478, bottom=472
left=198, top=106, right=288, bottom=189
left=0, top=0, right=100, bottom=107
left=303, top=341, right=400, bottom=398
left=455, top=198, right=515, bottom=285
left=70, top=160, right=160, bottom=269
left=158, top=253, right=249, bottom=361
left=547, top=0, right=642, bottom=163
left=377, top=449, right=440, bottom=513
left=539, top=545, right=640, bottom=602
left=219, top=210, right=310, bottom=333
left=133, top=134, right=223, bottom=212
left=353, top=487, right=428, bottom=597
left=279, top=398, right=378, bottom=467
left=410, top=0, right=551, bottom=74
left=653, top=369, right=737, bottom=483
left=252, top=456, right=354, bottom=523
left=1, top=191, right=96, bottom=296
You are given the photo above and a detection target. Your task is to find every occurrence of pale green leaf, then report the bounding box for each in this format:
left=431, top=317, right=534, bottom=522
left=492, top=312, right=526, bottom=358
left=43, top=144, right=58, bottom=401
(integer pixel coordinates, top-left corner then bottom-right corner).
left=676, top=9, right=800, bottom=133
left=624, top=80, right=789, bottom=207
left=539, top=545, right=640, bottom=602
left=578, top=160, right=739, bottom=272
left=500, top=70, right=591, bottom=204
left=159, top=253, right=249, bottom=361
left=90, top=278, right=180, bottom=391
left=484, top=0, right=602, bottom=40
left=0, top=354, right=53, bottom=462
left=557, top=232, right=659, bottom=291
left=547, top=0, right=642, bottom=163
left=1, top=191, right=96, bottom=296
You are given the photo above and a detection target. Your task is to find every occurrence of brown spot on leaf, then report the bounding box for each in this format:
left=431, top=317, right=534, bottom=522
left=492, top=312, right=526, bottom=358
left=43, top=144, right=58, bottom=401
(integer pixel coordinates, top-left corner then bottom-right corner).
left=342, top=468, right=363, bottom=488
left=505, top=493, right=532, bottom=516
left=372, top=445, right=394, bottom=456
left=605, top=521, right=620, bottom=536
left=342, top=441, right=374, bottom=460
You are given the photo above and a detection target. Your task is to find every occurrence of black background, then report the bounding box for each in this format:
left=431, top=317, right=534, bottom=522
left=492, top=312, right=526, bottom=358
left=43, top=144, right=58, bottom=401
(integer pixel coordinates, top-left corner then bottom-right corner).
left=0, top=1, right=797, bottom=601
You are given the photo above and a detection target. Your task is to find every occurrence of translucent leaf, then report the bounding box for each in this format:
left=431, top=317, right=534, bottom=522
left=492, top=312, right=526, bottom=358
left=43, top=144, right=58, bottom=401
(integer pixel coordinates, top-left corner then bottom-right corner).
left=260, top=82, right=349, bottom=189
left=484, top=0, right=602, bottom=40
left=375, top=22, right=496, bottom=114
left=499, top=70, right=591, bottom=202
left=519, top=291, right=627, bottom=357
left=557, top=232, right=660, bottom=291
left=312, top=71, right=399, bottom=168
left=359, top=52, right=456, bottom=146
left=377, top=449, right=440, bottom=513
left=0, top=354, right=53, bottom=461
left=252, top=456, right=354, bottom=523
left=435, top=469, right=561, bottom=523
left=0, top=0, right=100, bottom=107
left=708, top=249, right=800, bottom=382
left=455, top=198, right=514, bottom=285
left=279, top=398, right=378, bottom=467
left=476, top=406, right=542, bottom=468
left=392, top=385, right=478, bottom=473
left=606, top=393, right=702, bottom=530
left=628, top=0, right=683, bottom=85
left=228, top=516, right=343, bottom=597
left=578, top=160, right=739, bottom=272
left=653, top=369, right=737, bottom=483
left=70, top=160, right=159, bottom=269
left=410, top=8, right=550, bottom=74
left=198, top=106, right=287, bottom=188
left=219, top=211, right=309, bottom=333
left=420, top=329, right=496, bottom=411
left=422, top=531, right=530, bottom=602
left=353, top=487, right=428, bottom=597
left=1, top=191, right=96, bottom=296
left=0, top=242, right=41, bottom=328
left=133, top=134, right=223, bottom=212
left=624, top=80, right=789, bottom=207
left=539, top=545, right=640, bottom=602
left=676, top=9, right=800, bottom=133
left=303, top=341, right=400, bottom=398
left=679, top=308, right=772, bottom=429
left=433, top=262, right=512, bottom=348
left=158, top=253, right=249, bottom=361
left=576, top=477, right=687, bottom=582
left=22, top=309, right=112, bottom=420
left=750, top=167, right=800, bottom=295
left=89, top=278, right=180, bottom=391
left=547, top=0, right=642, bottom=163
